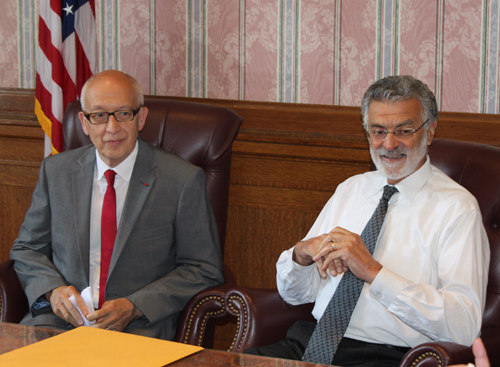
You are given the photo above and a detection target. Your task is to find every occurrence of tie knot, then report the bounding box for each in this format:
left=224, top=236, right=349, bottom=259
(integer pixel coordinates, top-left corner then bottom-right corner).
left=382, top=185, right=398, bottom=202
left=104, top=170, right=116, bottom=187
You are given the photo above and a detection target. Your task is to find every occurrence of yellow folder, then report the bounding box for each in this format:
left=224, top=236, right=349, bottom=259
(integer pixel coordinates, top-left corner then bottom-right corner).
left=0, top=326, right=203, bottom=366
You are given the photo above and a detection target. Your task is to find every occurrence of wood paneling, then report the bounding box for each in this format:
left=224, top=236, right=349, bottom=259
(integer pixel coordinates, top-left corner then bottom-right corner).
left=0, top=89, right=44, bottom=262
left=2, top=89, right=500, bottom=287
left=2, top=88, right=500, bottom=349
left=226, top=206, right=319, bottom=288
left=0, top=184, right=37, bottom=261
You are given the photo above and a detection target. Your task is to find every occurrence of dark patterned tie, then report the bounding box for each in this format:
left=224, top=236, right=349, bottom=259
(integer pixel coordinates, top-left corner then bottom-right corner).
left=302, top=185, right=399, bottom=365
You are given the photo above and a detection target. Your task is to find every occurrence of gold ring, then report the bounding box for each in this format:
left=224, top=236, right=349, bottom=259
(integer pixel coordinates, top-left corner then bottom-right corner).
left=331, top=242, right=336, bottom=251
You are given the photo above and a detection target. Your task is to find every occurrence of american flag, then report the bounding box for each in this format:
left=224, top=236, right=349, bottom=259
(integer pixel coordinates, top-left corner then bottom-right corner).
left=35, top=0, right=96, bottom=156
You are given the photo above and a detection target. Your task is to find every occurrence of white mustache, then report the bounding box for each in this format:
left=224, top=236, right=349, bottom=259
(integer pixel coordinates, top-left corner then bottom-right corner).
left=376, top=146, right=409, bottom=158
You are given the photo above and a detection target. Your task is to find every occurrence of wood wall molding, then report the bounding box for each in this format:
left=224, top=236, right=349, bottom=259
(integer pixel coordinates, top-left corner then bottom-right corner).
left=1, top=88, right=500, bottom=289
left=2, top=88, right=500, bottom=350
left=0, top=89, right=43, bottom=261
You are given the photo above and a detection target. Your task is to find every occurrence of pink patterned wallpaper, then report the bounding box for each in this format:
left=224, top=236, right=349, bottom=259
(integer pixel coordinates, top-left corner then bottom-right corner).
left=0, top=1, right=21, bottom=88
left=4, top=0, right=500, bottom=113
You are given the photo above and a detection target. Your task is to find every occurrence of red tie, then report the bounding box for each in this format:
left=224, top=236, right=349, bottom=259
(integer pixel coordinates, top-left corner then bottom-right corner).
left=99, top=169, right=117, bottom=309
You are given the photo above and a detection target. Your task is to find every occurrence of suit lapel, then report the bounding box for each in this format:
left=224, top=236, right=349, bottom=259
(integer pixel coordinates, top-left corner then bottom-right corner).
left=72, top=146, right=97, bottom=282
left=109, top=139, right=157, bottom=273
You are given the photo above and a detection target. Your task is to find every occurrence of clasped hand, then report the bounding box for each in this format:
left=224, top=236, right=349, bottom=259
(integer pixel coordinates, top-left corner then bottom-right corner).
left=293, top=227, right=382, bottom=283
left=47, top=286, right=142, bottom=331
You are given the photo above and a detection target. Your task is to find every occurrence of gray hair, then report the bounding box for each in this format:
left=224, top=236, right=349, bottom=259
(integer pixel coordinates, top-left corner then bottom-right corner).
left=80, top=70, right=144, bottom=111
left=360, top=75, right=438, bottom=130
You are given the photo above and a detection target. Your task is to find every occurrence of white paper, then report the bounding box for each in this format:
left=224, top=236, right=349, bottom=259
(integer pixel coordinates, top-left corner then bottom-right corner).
left=68, top=287, right=96, bottom=326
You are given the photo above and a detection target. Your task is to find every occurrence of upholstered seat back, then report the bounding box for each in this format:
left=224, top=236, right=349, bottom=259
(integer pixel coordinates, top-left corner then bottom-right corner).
left=62, top=97, right=242, bottom=251
left=427, top=139, right=500, bottom=331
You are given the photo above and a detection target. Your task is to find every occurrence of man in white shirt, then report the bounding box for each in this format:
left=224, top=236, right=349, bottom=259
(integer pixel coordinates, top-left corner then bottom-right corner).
left=246, top=75, right=490, bottom=366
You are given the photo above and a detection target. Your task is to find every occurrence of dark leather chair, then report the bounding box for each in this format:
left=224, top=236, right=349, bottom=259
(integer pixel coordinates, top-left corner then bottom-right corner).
left=179, top=138, right=500, bottom=366
left=0, top=97, right=242, bottom=347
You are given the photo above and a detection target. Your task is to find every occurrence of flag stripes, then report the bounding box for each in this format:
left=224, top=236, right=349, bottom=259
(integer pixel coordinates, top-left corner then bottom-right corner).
left=35, top=0, right=96, bottom=155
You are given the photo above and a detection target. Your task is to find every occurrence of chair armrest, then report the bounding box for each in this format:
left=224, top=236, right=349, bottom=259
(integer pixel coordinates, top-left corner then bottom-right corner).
left=399, top=341, right=473, bottom=367
left=175, top=264, right=236, bottom=348
left=0, top=259, right=29, bottom=323
left=399, top=327, right=500, bottom=367
left=224, top=286, right=314, bottom=353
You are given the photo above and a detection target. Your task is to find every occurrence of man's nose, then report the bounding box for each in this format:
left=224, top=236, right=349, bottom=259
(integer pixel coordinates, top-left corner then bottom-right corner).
left=105, top=115, right=121, bottom=132
left=383, top=132, right=400, bottom=150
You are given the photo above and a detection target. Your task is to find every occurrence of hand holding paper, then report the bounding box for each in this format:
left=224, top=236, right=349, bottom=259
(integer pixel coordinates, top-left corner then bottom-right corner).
left=86, top=297, right=143, bottom=331
left=68, top=287, right=95, bottom=326
left=47, top=285, right=92, bottom=327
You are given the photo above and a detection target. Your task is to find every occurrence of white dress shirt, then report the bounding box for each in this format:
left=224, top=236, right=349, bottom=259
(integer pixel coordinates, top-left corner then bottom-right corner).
left=89, top=141, right=139, bottom=308
left=277, top=157, right=490, bottom=347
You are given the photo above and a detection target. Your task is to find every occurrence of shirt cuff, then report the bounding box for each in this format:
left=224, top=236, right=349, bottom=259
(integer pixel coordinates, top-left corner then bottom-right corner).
left=277, top=248, right=315, bottom=288
left=369, top=266, right=408, bottom=307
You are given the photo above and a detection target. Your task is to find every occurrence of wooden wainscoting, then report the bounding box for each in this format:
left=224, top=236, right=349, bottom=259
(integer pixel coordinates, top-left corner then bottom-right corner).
left=2, top=89, right=500, bottom=289
left=2, top=89, right=500, bottom=349
left=166, top=96, right=500, bottom=290
left=0, top=89, right=44, bottom=261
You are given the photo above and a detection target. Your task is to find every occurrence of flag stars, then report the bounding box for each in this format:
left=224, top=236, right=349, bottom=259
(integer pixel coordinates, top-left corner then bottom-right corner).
left=63, top=3, right=74, bottom=16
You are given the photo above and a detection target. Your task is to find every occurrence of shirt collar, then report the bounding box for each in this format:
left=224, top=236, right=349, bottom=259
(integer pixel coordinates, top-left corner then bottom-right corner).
left=394, top=156, right=432, bottom=202
left=95, top=140, right=139, bottom=182
left=371, top=156, right=432, bottom=203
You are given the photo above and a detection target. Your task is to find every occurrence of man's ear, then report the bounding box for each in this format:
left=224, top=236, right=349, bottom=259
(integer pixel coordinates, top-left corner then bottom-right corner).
left=78, top=111, right=90, bottom=136
left=426, top=119, right=438, bottom=145
left=138, top=107, right=149, bottom=131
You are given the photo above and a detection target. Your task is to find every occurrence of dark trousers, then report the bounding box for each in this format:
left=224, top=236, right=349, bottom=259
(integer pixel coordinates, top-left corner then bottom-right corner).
left=244, top=320, right=411, bottom=367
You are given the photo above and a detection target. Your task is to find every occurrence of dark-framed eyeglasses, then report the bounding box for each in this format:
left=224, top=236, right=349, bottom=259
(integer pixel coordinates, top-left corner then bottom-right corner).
left=366, top=118, right=431, bottom=141
left=83, top=106, right=142, bottom=125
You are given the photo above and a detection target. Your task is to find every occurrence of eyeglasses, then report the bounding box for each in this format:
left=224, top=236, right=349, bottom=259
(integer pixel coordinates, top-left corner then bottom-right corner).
left=366, top=118, right=431, bottom=141
left=83, top=106, right=142, bottom=125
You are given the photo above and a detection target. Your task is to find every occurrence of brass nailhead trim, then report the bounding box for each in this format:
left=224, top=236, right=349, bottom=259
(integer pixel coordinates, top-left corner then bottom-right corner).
left=410, top=352, right=442, bottom=367
left=182, top=295, right=225, bottom=346
left=227, top=295, right=248, bottom=351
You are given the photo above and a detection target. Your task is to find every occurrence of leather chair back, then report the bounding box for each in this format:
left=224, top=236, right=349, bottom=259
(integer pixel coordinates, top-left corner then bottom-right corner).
left=62, top=97, right=242, bottom=252
left=427, top=139, right=500, bottom=338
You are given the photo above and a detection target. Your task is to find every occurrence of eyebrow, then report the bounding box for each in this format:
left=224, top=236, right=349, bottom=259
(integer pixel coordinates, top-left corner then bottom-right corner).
left=88, top=105, right=132, bottom=112
left=368, top=119, right=415, bottom=129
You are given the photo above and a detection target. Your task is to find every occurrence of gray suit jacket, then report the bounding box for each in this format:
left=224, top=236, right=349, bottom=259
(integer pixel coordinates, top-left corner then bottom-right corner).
left=10, top=138, right=224, bottom=340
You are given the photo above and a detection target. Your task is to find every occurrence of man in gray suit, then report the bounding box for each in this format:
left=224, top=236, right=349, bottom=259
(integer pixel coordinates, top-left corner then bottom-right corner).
left=10, top=70, right=224, bottom=340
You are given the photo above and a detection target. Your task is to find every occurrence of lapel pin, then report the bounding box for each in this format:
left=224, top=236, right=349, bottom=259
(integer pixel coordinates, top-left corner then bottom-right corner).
left=140, top=181, right=148, bottom=186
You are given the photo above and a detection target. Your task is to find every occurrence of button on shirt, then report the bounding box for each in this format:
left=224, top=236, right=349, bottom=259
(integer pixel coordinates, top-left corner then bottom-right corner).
left=277, top=158, right=490, bottom=348
left=89, top=142, right=139, bottom=309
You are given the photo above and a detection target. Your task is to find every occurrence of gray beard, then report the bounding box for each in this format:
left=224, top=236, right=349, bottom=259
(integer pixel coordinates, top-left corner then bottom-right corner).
left=370, top=136, right=428, bottom=182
